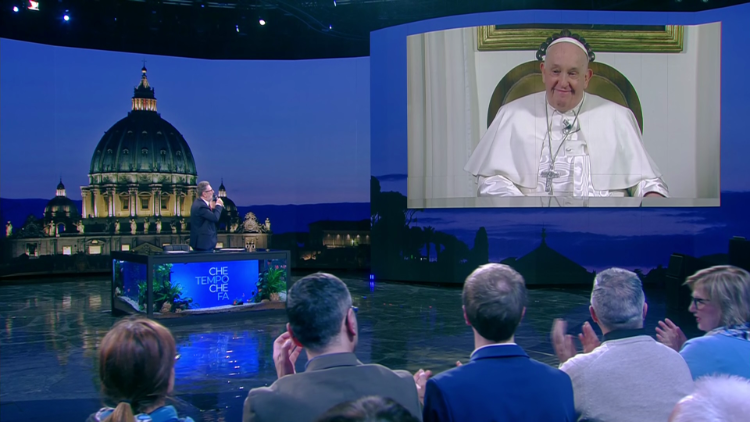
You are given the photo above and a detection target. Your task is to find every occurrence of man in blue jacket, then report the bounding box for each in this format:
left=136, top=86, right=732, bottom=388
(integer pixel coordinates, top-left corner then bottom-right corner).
left=189, top=181, right=223, bottom=251
left=422, top=264, right=576, bottom=422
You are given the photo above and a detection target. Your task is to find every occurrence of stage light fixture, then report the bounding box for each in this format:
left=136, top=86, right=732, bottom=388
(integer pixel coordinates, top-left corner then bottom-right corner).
left=63, top=11, right=70, bottom=21
left=27, top=1, right=39, bottom=11
left=236, top=24, right=240, bottom=32
left=13, top=6, right=19, bottom=12
left=259, top=19, right=266, bottom=25
left=333, top=0, right=337, bottom=5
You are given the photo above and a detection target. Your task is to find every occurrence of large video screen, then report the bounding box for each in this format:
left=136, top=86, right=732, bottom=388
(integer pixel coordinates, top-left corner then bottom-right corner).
left=370, top=7, right=750, bottom=284
left=406, top=23, right=720, bottom=208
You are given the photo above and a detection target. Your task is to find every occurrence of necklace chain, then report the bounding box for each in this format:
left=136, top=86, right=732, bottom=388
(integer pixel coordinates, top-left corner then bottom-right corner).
left=542, top=96, right=585, bottom=194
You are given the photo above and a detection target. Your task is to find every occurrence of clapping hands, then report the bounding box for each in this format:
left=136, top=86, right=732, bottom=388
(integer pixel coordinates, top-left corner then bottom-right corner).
left=656, top=318, right=687, bottom=352
left=551, top=319, right=601, bottom=364
left=413, top=369, right=432, bottom=405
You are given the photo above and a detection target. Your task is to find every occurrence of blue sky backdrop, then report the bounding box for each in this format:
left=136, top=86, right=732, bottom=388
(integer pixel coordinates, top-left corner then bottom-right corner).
left=0, top=39, right=370, bottom=205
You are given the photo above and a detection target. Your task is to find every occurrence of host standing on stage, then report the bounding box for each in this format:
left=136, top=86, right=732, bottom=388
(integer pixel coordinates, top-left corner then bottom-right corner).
left=189, top=181, right=224, bottom=251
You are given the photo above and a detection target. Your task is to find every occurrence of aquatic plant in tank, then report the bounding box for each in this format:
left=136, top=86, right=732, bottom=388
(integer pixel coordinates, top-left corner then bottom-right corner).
left=139, top=263, right=197, bottom=313
left=256, top=260, right=287, bottom=302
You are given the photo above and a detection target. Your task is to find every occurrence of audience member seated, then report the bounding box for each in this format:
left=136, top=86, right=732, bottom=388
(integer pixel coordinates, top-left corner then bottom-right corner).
left=88, top=317, right=194, bottom=422
left=668, top=375, right=750, bottom=422
left=552, top=268, right=693, bottom=422
left=656, top=265, right=750, bottom=380
left=242, top=273, right=422, bottom=422
left=315, top=396, right=420, bottom=422
left=421, top=264, right=576, bottom=422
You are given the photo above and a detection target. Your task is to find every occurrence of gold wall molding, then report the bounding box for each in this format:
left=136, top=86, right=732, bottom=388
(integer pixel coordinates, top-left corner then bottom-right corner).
left=477, top=25, right=684, bottom=53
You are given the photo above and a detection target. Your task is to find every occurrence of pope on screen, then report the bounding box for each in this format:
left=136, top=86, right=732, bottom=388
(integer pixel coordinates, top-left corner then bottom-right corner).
left=464, top=30, right=669, bottom=198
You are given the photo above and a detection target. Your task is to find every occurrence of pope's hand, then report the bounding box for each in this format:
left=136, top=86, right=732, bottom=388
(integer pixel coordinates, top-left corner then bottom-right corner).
left=644, top=192, right=665, bottom=198
left=273, top=332, right=302, bottom=379
left=656, top=318, right=687, bottom=352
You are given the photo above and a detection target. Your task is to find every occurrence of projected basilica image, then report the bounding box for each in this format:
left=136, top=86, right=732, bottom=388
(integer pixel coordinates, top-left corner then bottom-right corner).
left=1, top=2, right=750, bottom=422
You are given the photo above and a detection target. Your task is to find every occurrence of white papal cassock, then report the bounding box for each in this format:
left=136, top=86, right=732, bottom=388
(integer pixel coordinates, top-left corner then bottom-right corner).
left=464, top=92, right=668, bottom=198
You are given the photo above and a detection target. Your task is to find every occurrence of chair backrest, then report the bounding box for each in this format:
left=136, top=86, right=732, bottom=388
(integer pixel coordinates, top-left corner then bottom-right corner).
left=487, top=61, right=643, bottom=133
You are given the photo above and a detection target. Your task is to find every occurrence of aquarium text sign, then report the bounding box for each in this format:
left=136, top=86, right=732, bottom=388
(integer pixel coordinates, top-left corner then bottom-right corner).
left=196, top=266, right=231, bottom=300
left=170, top=260, right=259, bottom=309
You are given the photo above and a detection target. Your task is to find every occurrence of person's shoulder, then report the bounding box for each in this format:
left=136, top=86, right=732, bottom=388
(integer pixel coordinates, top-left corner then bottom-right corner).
left=646, top=337, right=694, bottom=361
left=560, top=345, right=607, bottom=374
left=502, top=91, right=544, bottom=111
left=245, top=383, right=285, bottom=417
left=525, top=356, right=571, bottom=378
left=682, top=334, right=725, bottom=354
left=359, top=363, right=416, bottom=383
left=86, top=408, right=113, bottom=422
left=684, top=334, right=717, bottom=346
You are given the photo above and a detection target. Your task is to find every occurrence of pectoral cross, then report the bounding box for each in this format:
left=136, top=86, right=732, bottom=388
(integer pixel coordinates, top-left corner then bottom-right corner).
left=541, top=168, right=560, bottom=193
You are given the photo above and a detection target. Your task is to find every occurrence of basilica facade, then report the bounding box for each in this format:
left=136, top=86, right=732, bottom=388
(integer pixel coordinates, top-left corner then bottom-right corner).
left=2, top=67, right=269, bottom=261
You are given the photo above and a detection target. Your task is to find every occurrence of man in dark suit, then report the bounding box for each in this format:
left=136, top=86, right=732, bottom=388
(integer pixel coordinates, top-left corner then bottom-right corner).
left=189, top=181, right=223, bottom=251
left=421, top=264, right=577, bottom=422
left=243, top=273, right=422, bottom=422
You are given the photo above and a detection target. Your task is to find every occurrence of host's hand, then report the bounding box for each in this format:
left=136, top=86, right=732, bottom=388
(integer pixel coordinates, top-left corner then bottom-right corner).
left=656, top=318, right=687, bottom=352
left=578, top=321, right=601, bottom=353
left=413, top=368, right=432, bottom=405
left=273, top=332, right=302, bottom=379
left=552, top=319, right=579, bottom=365
left=216, top=198, right=224, bottom=207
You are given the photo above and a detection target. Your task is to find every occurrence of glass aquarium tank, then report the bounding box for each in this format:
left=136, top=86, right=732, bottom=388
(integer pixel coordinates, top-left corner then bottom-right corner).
left=112, top=251, right=290, bottom=317
left=151, top=260, right=288, bottom=314
left=112, top=259, right=148, bottom=314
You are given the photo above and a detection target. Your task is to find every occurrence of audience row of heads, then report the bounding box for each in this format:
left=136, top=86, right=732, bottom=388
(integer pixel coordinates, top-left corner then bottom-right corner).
left=96, top=263, right=750, bottom=422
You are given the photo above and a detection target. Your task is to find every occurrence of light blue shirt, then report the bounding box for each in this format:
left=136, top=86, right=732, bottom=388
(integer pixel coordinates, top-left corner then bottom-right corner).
left=680, top=334, right=750, bottom=380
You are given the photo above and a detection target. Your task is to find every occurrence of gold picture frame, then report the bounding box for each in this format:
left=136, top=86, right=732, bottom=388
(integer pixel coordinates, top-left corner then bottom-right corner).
left=477, top=25, right=684, bottom=53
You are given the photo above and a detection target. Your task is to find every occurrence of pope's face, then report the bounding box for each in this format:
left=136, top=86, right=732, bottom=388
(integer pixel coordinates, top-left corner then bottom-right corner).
left=541, top=42, right=593, bottom=113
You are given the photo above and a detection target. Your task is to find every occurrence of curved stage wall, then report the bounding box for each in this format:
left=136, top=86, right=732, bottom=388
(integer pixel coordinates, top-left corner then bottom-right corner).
left=369, top=6, right=750, bottom=285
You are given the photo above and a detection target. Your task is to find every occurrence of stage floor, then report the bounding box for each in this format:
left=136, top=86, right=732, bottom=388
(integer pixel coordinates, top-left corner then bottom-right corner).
left=0, top=275, right=692, bottom=421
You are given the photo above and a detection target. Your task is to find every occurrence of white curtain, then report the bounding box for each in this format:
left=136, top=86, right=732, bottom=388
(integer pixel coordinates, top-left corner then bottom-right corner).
left=408, top=27, right=479, bottom=201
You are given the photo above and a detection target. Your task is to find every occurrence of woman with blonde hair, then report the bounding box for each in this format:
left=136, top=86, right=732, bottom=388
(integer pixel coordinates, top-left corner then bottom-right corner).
left=656, top=265, right=750, bottom=380
left=87, top=316, right=194, bottom=422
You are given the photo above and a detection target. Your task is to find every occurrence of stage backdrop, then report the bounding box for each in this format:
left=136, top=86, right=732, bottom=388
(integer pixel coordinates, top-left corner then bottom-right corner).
left=0, top=40, right=371, bottom=273
left=371, top=7, right=750, bottom=284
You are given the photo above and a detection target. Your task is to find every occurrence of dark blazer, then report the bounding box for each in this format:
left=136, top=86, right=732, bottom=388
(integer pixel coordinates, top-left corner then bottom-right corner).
left=243, top=352, right=422, bottom=422
left=423, top=344, right=576, bottom=422
left=189, top=198, right=222, bottom=251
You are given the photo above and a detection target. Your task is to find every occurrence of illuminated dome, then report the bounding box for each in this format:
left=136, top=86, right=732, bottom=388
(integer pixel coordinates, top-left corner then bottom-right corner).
left=80, top=66, right=201, bottom=224
left=88, top=66, right=197, bottom=184
left=218, top=180, right=240, bottom=232
left=44, top=180, right=81, bottom=234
